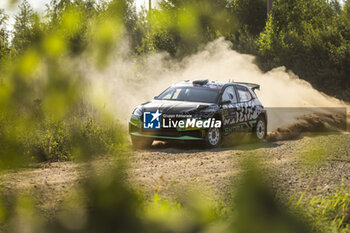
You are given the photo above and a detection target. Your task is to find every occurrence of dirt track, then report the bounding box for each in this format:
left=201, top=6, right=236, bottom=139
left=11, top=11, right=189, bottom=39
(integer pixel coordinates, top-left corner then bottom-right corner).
left=130, top=133, right=350, bottom=200
left=0, top=133, right=349, bottom=216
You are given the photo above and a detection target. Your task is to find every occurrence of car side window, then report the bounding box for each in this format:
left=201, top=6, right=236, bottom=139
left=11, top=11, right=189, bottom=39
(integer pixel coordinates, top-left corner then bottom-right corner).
left=222, top=86, right=237, bottom=104
left=237, top=86, right=252, bottom=102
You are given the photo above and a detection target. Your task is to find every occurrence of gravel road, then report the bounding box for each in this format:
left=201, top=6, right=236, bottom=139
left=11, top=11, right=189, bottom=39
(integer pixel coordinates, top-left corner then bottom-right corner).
left=0, top=133, right=349, bottom=216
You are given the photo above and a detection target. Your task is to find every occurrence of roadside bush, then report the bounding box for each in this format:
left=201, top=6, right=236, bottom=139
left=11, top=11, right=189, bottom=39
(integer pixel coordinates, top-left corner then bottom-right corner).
left=1, top=115, right=127, bottom=163
left=30, top=120, right=71, bottom=162
left=74, top=115, right=128, bottom=160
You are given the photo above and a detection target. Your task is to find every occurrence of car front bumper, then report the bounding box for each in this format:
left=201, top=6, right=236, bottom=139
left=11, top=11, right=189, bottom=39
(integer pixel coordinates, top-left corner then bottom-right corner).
left=129, top=131, right=204, bottom=140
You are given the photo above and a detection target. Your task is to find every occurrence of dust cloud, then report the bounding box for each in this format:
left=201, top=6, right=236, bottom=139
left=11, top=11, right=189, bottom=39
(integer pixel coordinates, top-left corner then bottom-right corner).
left=86, top=38, right=348, bottom=133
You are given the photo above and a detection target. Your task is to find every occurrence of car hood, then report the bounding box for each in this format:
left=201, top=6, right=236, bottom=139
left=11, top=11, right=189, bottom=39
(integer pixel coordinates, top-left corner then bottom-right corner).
left=141, top=100, right=217, bottom=115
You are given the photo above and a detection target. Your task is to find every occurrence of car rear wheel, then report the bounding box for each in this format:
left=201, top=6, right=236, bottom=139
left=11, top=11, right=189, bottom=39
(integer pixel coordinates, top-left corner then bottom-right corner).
left=253, top=116, right=267, bottom=141
left=131, top=136, right=153, bottom=149
left=205, top=127, right=222, bottom=148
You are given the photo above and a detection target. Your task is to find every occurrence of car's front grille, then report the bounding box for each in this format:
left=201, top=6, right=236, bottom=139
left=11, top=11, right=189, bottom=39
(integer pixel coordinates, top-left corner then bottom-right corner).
left=141, top=127, right=203, bottom=139
left=141, top=128, right=180, bottom=137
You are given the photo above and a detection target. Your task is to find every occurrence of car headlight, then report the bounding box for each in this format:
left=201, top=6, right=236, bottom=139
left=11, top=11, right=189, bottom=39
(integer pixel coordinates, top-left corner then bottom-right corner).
left=132, top=106, right=142, bottom=116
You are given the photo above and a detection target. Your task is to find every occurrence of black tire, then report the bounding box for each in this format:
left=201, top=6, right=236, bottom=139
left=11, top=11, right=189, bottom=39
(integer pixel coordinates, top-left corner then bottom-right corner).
left=252, top=116, right=267, bottom=141
left=204, top=127, right=222, bottom=148
left=131, top=136, right=153, bottom=149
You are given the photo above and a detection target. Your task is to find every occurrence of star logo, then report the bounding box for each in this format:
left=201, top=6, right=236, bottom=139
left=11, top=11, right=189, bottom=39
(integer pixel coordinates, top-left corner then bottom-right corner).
left=150, top=110, right=161, bottom=122
left=143, top=110, right=161, bottom=129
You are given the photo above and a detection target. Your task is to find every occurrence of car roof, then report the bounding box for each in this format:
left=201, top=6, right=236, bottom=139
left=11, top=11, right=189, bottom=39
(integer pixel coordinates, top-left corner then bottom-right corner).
left=172, top=80, right=254, bottom=90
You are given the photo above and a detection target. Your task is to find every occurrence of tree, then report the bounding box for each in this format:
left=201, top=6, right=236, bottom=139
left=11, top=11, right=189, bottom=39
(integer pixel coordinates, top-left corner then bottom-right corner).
left=143, top=0, right=236, bottom=56
left=45, top=0, right=72, bottom=26
left=45, top=0, right=97, bottom=27
left=105, top=0, right=139, bottom=49
left=0, top=9, right=9, bottom=62
left=12, top=0, right=35, bottom=53
left=225, top=0, right=266, bottom=55
left=230, top=0, right=266, bottom=36
left=257, top=0, right=350, bottom=100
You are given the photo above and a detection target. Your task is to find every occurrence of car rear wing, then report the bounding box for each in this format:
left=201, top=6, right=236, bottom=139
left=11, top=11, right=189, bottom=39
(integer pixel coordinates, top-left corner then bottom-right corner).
left=235, top=82, right=260, bottom=91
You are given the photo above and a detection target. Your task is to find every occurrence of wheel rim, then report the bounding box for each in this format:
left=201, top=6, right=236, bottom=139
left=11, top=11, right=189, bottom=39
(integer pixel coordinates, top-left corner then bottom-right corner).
left=208, top=128, right=220, bottom=146
left=256, top=120, right=265, bottom=139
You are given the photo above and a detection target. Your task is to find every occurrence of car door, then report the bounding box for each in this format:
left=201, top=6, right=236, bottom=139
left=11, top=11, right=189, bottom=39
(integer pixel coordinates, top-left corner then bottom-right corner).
left=236, top=85, right=255, bottom=129
left=220, top=85, right=240, bottom=135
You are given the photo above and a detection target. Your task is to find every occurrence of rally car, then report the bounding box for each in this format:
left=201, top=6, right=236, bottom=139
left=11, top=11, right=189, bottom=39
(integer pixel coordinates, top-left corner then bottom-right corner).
left=129, top=79, right=267, bottom=148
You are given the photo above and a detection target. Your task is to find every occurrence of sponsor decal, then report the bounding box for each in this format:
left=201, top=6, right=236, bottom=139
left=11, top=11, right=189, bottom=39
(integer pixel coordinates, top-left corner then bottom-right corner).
left=143, top=110, right=161, bottom=129
left=163, top=118, right=221, bottom=129
left=143, top=111, right=221, bottom=129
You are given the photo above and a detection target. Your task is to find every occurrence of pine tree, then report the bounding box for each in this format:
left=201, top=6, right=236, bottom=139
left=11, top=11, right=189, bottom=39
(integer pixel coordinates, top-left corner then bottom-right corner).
left=12, top=0, right=35, bottom=54
left=0, top=9, right=9, bottom=62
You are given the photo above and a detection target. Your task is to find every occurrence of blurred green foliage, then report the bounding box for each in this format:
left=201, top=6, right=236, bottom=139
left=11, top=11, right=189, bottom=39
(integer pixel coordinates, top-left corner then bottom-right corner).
left=0, top=0, right=129, bottom=165
left=231, top=162, right=313, bottom=233
left=292, top=181, right=350, bottom=232
left=0, top=161, right=322, bottom=233
left=0, top=0, right=348, bottom=232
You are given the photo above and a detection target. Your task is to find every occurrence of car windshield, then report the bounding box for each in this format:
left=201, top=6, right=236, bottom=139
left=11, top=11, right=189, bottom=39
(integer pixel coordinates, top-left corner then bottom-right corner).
left=157, top=86, right=219, bottom=103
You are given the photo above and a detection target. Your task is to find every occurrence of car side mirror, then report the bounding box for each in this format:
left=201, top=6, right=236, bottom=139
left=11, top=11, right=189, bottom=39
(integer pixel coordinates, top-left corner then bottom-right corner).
left=220, top=100, right=231, bottom=105
left=154, top=96, right=159, bottom=100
